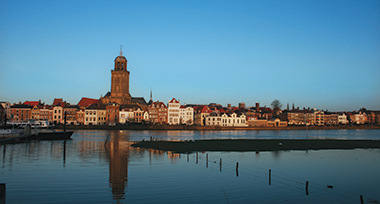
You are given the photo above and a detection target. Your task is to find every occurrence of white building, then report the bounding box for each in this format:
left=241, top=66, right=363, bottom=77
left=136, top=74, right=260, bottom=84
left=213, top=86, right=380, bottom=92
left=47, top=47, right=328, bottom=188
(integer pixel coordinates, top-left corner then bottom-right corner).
left=205, top=112, right=247, bottom=127
left=143, top=111, right=149, bottom=121
left=180, top=105, right=194, bottom=125
left=119, top=109, right=134, bottom=124
left=338, top=113, right=348, bottom=124
left=85, top=109, right=98, bottom=125
left=53, top=105, right=63, bottom=124
left=168, top=98, right=180, bottom=125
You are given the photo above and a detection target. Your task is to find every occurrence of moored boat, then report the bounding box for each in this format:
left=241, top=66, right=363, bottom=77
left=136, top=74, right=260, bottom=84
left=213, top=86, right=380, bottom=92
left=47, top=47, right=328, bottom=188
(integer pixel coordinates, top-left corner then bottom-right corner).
left=30, top=131, right=74, bottom=140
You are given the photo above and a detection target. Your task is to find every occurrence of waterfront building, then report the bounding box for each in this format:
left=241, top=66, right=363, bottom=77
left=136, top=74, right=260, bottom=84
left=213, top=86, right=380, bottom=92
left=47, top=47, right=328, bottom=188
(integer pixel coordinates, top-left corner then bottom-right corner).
left=314, top=110, right=325, bottom=126
left=40, top=105, right=53, bottom=123
left=349, top=112, right=367, bottom=124
left=267, top=118, right=288, bottom=127
left=324, top=113, right=339, bottom=125
left=64, top=105, right=80, bottom=125
left=205, top=112, right=247, bottom=127
left=85, top=108, right=99, bottom=125
left=76, top=109, right=85, bottom=125
left=168, top=98, right=180, bottom=125
left=106, top=103, right=120, bottom=125
left=338, top=113, right=349, bottom=124
left=134, top=108, right=145, bottom=123
left=119, top=109, right=134, bottom=124
left=53, top=104, right=64, bottom=124
left=180, top=105, right=194, bottom=125
left=367, top=111, right=380, bottom=125
left=281, top=108, right=315, bottom=125
left=247, top=117, right=269, bottom=127
left=9, top=104, right=32, bottom=122
left=0, top=101, right=11, bottom=117
left=31, top=105, right=40, bottom=120
left=194, top=105, right=212, bottom=126
left=148, top=101, right=167, bottom=124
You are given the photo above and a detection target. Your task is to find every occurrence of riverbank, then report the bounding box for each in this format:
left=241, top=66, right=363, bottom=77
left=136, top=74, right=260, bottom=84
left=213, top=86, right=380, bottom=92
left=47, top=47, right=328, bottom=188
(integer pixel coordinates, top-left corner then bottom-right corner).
left=131, top=139, right=380, bottom=153
left=55, top=124, right=380, bottom=131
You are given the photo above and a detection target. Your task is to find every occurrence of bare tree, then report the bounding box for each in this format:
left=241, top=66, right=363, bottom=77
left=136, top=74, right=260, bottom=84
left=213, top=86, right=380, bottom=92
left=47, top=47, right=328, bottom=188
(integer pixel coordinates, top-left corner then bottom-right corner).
left=271, top=99, right=282, bottom=110
left=271, top=99, right=282, bottom=119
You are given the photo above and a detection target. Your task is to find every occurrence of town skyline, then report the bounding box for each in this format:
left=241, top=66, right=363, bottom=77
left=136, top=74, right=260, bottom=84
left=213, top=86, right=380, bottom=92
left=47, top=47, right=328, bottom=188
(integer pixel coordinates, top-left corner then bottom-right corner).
left=1, top=1, right=379, bottom=111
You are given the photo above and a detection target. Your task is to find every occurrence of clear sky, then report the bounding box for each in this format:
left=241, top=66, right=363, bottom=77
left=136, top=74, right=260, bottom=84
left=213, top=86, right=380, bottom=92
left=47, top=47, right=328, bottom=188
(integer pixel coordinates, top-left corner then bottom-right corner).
left=1, top=0, right=379, bottom=111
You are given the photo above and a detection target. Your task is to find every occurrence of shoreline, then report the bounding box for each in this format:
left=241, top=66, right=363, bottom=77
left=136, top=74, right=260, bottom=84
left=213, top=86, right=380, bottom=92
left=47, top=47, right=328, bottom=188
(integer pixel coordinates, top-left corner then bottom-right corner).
left=55, top=124, right=380, bottom=131
left=131, top=138, right=380, bottom=153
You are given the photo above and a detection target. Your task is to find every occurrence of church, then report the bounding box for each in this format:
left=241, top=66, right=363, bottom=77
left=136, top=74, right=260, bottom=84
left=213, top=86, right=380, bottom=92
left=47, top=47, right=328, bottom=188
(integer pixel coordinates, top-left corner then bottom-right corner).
left=100, top=47, right=149, bottom=108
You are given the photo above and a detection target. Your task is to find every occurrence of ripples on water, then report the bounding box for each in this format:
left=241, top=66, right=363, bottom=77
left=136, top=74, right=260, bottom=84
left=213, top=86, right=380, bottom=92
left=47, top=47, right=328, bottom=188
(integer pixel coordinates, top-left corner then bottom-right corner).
left=1, top=129, right=380, bottom=203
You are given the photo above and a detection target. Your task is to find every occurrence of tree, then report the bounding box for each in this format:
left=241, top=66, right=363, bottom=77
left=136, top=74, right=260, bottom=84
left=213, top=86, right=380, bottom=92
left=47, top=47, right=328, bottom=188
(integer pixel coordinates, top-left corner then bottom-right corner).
left=271, top=99, right=282, bottom=119
left=271, top=99, right=282, bottom=110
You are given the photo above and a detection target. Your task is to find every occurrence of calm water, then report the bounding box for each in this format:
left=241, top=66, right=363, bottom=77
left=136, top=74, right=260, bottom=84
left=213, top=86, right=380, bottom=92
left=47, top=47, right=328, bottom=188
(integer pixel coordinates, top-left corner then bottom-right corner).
left=1, top=129, right=380, bottom=204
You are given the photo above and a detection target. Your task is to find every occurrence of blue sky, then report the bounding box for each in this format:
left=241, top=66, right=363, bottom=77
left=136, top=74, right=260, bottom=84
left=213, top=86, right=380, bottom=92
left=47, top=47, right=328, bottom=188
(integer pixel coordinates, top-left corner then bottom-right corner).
left=1, top=0, right=379, bottom=111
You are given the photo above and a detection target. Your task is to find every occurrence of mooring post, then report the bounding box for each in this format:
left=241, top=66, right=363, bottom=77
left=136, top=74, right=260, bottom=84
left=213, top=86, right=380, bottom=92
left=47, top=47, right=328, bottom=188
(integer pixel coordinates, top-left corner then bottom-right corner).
left=269, top=169, right=271, bottom=185
left=220, top=158, right=222, bottom=172
left=236, top=162, right=239, bottom=177
left=306, top=181, right=309, bottom=195
left=187, top=153, right=189, bottom=162
left=360, top=195, right=364, bottom=204
left=196, top=152, right=198, bottom=164
left=206, top=154, right=208, bottom=168
left=64, top=111, right=67, bottom=132
left=0, top=183, right=5, bottom=204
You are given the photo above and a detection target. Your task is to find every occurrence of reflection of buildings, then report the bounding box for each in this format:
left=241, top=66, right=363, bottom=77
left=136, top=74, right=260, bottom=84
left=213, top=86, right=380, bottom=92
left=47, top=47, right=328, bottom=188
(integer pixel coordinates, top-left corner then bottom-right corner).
left=107, top=131, right=131, bottom=202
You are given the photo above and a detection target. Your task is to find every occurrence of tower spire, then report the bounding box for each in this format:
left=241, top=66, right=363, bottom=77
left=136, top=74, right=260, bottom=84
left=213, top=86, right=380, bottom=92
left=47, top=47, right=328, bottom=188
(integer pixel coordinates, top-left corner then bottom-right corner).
left=119, top=45, right=123, bottom=56
left=150, top=88, right=153, bottom=101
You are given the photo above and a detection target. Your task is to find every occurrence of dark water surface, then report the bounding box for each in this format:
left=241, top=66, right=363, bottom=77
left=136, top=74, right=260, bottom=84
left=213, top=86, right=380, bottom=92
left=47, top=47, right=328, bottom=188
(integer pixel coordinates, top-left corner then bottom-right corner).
left=1, top=129, right=380, bottom=203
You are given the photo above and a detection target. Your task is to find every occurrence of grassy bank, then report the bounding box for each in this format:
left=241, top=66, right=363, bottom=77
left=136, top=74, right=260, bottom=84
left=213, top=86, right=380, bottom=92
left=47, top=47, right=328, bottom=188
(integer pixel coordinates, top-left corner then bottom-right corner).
left=131, top=139, right=380, bottom=153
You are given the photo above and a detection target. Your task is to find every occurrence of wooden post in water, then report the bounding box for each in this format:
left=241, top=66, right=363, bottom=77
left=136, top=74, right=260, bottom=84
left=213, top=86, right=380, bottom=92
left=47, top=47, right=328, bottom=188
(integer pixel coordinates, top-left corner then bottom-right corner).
left=206, top=154, right=208, bottom=168
left=64, top=111, right=67, bottom=132
left=0, top=183, right=5, bottom=204
left=306, top=181, right=309, bottom=195
left=236, top=162, right=239, bottom=177
left=269, top=169, right=271, bottom=185
left=196, top=152, right=198, bottom=164
left=220, top=158, right=222, bottom=172
left=187, top=153, right=189, bottom=162
left=360, top=195, right=364, bottom=204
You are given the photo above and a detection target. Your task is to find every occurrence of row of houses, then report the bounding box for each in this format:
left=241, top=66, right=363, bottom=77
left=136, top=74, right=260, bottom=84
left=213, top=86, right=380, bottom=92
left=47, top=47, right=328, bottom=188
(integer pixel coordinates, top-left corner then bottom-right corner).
left=1, top=99, right=380, bottom=127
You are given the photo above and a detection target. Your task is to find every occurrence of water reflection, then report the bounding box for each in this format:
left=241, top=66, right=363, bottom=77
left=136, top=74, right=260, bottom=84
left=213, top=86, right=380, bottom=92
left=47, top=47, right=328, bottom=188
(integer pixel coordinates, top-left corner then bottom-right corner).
left=106, top=131, right=130, bottom=202
left=1, top=129, right=380, bottom=204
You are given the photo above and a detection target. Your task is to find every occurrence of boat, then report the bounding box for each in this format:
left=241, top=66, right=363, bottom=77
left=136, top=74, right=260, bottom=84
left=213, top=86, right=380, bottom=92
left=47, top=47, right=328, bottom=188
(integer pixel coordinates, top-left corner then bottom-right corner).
left=31, top=131, right=74, bottom=140
left=22, top=130, right=74, bottom=140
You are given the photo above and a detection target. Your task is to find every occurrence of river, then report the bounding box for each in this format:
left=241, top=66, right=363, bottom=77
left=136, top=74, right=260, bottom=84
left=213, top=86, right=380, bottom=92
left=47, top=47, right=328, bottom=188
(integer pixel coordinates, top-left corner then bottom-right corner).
left=1, top=129, right=380, bottom=203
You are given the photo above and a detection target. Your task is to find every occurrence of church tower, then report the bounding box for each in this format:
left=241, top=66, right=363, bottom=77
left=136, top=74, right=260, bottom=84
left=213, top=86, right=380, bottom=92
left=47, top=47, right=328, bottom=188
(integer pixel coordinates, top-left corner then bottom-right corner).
left=110, top=46, right=131, bottom=104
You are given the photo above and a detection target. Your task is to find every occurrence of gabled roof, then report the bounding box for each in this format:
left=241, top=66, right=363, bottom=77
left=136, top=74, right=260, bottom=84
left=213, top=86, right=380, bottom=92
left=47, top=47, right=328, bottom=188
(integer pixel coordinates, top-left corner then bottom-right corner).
left=77, top=97, right=99, bottom=108
left=150, top=101, right=167, bottom=108
left=169, top=98, right=180, bottom=104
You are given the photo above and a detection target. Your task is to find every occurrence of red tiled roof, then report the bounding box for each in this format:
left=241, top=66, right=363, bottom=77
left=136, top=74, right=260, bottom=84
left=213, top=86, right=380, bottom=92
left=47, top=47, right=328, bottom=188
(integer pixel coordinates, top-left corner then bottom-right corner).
left=23, top=101, right=39, bottom=106
left=77, top=97, right=99, bottom=108
left=52, top=98, right=63, bottom=106
left=169, top=98, right=180, bottom=104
